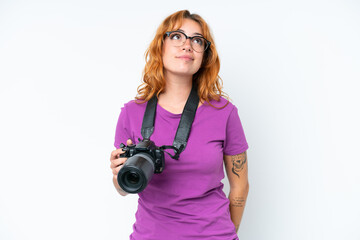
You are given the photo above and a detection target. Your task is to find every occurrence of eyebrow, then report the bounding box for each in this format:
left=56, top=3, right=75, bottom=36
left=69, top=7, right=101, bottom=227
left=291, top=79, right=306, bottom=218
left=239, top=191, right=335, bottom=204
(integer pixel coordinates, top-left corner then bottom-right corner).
left=178, top=29, right=204, bottom=37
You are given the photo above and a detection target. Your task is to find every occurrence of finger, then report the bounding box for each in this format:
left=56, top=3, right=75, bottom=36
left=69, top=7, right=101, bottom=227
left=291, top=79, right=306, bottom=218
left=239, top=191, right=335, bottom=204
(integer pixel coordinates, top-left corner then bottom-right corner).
left=126, top=138, right=133, bottom=145
left=110, top=160, right=120, bottom=169
left=110, top=149, right=125, bottom=160
left=112, top=165, right=122, bottom=176
left=110, top=158, right=126, bottom=168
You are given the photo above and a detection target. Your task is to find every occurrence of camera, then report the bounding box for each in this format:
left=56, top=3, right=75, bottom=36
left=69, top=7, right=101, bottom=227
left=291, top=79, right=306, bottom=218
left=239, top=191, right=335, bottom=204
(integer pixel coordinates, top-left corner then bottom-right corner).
left=117, top=139, right=165, bottom=193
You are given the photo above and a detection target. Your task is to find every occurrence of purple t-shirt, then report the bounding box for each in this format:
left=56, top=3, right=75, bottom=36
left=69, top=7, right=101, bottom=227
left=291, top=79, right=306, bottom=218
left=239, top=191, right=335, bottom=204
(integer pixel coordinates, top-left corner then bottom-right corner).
left=114, top=96, right=248, bottom=240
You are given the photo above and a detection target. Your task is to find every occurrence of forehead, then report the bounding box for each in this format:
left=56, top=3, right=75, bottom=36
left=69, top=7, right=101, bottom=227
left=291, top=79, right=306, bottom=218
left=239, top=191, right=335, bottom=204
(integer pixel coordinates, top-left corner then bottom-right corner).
left=177, top=18, right=203, bottom=35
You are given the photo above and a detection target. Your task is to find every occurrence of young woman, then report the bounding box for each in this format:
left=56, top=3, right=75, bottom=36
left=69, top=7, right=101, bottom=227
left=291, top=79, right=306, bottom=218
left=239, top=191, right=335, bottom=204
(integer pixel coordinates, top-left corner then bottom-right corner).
left=110, top=10, right=249, bottom=240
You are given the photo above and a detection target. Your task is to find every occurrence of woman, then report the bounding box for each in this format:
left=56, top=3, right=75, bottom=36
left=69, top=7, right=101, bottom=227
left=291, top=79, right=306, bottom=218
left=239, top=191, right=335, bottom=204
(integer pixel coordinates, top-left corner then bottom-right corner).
left=110, top=10, right=249, bottom=240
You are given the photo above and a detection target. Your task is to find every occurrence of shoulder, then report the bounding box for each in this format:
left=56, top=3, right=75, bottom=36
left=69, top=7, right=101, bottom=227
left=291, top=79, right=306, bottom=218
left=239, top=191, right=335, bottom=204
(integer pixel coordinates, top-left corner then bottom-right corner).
left=198, top=96, right=238, bottom=124
left=122, top=99, right=147, bottom=111
left=205, top=96, right=236, bottom=113
left=118, top=99, right=147, bottom=122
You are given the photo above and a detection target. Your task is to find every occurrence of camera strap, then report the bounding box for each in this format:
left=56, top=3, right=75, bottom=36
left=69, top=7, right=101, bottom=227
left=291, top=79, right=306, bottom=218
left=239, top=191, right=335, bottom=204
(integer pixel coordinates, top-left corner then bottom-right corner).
left=141, top=85, right=200, bottom=160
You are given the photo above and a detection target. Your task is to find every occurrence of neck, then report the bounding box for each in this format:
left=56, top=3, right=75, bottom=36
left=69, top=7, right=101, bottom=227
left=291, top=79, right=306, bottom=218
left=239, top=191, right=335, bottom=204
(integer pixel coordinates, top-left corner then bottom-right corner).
left=161, top=71, right=193, bottom=104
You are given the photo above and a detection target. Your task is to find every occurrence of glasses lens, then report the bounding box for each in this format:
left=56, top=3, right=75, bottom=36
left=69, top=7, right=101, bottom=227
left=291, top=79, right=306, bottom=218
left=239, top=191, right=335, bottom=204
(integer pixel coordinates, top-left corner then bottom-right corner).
left=168, top=32, right=185, bottom=46
left=191, top=37, right=206, bottom=53
left=167, top=31, right=209, bottom=53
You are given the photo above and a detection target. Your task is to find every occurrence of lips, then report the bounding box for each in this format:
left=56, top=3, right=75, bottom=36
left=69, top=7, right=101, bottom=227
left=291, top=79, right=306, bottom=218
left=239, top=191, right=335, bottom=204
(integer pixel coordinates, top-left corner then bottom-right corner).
left=176, top=55, right=194, bottom=61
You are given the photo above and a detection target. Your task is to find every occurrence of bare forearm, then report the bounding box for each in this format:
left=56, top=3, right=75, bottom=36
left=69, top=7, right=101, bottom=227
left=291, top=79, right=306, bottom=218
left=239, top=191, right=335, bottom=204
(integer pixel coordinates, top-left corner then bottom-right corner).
left=113, top=176, right=128, bottom=196
left=228, top=186, right=249, bottom=232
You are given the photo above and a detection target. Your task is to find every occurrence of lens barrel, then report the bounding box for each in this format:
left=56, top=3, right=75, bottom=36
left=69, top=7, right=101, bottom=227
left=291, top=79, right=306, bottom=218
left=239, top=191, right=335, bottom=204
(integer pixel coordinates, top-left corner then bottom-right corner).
left=117, top=152, right=155, bottom=193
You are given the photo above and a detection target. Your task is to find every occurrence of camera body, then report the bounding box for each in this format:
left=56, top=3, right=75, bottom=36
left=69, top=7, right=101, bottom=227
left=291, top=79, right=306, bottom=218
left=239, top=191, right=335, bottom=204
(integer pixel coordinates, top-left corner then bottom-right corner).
left=117, top=139, right=165, bottom=193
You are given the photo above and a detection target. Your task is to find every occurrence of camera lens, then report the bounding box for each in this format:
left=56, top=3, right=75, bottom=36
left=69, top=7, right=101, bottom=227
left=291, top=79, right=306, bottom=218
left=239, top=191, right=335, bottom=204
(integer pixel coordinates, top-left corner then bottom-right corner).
left=123, top=171, right=141, bottom=188
left=117, top=153, right=155, bottom=193
left=127, top=172, right=140, bottom=184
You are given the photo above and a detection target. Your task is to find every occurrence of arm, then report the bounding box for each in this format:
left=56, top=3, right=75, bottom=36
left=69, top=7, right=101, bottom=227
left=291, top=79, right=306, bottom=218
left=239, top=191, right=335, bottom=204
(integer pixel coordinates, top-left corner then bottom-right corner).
left=223, top=151, right=249, bottom=233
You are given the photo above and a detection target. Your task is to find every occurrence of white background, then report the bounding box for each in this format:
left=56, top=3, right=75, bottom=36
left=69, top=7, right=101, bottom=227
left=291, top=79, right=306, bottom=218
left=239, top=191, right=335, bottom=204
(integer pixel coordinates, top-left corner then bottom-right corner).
left=0, top=0, right=359, bottom=239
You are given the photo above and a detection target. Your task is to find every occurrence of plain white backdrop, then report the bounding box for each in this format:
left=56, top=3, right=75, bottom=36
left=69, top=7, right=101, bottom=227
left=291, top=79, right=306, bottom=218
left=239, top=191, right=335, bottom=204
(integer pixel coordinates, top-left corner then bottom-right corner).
left=0, top=0, right=359, bottom=239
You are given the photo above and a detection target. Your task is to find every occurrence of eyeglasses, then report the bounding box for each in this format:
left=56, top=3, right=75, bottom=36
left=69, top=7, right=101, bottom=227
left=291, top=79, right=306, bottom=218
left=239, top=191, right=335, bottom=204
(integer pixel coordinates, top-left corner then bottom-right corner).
left=164, top=31, right=211, bottom=53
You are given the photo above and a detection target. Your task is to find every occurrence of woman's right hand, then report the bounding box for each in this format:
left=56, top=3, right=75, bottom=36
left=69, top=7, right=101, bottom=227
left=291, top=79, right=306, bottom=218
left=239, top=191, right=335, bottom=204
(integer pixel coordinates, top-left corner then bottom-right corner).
left=110, top=139, right=133, bottom=178
left=110, top=139, right=133, bottom=196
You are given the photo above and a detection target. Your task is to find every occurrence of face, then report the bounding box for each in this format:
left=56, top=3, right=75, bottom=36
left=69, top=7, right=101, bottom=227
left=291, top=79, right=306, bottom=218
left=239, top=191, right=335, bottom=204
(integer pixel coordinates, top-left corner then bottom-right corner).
left=162, top=19, right=205, bottom=78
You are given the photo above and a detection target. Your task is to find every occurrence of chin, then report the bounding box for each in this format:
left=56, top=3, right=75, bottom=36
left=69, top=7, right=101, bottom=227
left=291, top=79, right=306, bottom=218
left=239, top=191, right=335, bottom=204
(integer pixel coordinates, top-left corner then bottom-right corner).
left=176, top=71, right=197, bottom=77
left=176, top=66, right=200, bottom=75
left=165, top=68, right=196, bottom=77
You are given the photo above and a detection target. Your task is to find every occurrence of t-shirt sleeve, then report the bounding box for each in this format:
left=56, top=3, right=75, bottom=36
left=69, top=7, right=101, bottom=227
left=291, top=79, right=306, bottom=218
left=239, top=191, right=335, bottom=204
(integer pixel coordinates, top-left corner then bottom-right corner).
left=223, top=106, right=249, bottom=155
left=114, top=105, right=132, bottom=149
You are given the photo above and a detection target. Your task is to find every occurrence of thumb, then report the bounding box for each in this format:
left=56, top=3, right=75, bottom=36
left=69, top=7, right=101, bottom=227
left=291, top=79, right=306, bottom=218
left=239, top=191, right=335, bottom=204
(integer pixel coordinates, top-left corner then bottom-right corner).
left=126, top=138, right=133, bottom=146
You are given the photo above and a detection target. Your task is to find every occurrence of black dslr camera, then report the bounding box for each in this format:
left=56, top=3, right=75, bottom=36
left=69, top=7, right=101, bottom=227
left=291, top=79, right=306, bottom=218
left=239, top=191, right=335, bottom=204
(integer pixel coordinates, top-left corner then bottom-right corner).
left=117, top=139, right=165, bottom=193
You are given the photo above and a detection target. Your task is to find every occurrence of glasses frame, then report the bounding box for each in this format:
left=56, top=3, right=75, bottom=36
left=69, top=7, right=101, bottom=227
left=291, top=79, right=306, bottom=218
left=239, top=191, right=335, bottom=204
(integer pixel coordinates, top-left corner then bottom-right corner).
left=164, top=31, right=211, bottom=53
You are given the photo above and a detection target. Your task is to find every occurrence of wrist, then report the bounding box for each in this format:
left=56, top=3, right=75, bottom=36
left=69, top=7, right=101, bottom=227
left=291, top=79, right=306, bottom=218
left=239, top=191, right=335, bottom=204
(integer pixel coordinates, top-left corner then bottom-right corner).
left=113, top=176, right=128, bottom=196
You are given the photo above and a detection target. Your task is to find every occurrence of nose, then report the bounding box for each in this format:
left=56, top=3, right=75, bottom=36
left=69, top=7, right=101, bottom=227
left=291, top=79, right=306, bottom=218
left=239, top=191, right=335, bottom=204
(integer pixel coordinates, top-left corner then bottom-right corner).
left=182, top=38, right=192, bottom=52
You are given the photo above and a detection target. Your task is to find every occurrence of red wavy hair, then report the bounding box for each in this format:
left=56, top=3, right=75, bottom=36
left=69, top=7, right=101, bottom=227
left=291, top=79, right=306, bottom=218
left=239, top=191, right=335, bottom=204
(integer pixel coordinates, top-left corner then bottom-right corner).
left=135, top=10, right=229, bottom=108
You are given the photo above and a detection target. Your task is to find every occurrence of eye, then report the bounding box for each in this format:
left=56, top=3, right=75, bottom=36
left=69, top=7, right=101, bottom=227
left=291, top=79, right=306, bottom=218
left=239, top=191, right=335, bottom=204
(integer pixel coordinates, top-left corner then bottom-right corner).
left=192, top=37, right=204, bottom=46
left=170, top=33, right=182, bottom=40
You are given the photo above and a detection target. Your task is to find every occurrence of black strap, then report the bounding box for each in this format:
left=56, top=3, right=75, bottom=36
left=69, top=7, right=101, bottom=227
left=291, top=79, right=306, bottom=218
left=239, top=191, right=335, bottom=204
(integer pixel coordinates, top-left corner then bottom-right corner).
left=141, top=85, right=199, bottom=160
left=141, top=96, right=157, bottom=140
left=173, top=86, right=199, bottom=152
left=160, top=145, right=184, bottom=160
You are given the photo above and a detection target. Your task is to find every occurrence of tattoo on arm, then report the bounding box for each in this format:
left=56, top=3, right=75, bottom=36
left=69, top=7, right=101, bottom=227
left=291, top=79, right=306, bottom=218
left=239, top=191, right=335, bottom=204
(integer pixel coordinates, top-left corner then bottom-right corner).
left=231, top=197, right=245, bottom=208
left=231, top=152, right=247, bottom=178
